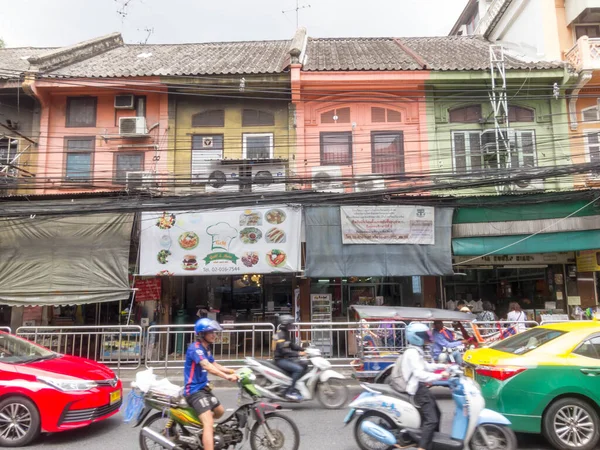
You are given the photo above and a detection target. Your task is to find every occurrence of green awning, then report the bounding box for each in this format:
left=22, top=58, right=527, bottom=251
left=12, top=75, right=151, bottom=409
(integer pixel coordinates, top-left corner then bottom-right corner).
left=453, top=229, right=600, bottom=256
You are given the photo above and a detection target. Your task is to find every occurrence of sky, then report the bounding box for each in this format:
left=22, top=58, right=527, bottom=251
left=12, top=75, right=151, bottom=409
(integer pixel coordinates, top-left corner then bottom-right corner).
left=0, top=0, right=469, bottom=48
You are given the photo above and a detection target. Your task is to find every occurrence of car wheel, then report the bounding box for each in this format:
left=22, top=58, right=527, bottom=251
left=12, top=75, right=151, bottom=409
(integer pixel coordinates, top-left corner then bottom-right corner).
left=0, top=396, right=40, bottom=447
left=543, top=397, right=600, bottom=450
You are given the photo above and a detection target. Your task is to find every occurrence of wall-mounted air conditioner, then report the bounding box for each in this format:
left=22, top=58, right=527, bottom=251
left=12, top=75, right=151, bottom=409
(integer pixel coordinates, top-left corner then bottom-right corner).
left=205, top=165, right=239, bottom=193
left=354, top=175, right=386, bottom=193
left=119, top=117, right=147, bottom=136
left=311, top=166, right=344, bottom=193
left=115, top=95, right=135, bottom=109
left=252, top=164, right=286, bottom=192
left=126, top=171, right=154, bottom=190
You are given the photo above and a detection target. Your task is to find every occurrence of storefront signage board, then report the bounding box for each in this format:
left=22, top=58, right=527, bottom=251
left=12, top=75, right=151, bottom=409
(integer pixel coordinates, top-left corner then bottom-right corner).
left=134, top=278, right=162, bottom=302
left=576, top=250, right=600, bottom=272
left=140, top=207, right=301, bottom=276
left=340, top=206, right=434, bottom=245
left=454, top=252, right=573, bottom=266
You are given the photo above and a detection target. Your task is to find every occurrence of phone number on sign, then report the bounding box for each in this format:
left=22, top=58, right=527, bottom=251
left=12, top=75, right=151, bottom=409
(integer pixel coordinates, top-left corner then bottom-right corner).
left=202, top=267, right=242, bottom=273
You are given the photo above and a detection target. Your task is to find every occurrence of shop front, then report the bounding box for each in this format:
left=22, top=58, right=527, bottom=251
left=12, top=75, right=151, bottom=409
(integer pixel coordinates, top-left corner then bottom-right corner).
left=138, top=206, right=302, bottom=328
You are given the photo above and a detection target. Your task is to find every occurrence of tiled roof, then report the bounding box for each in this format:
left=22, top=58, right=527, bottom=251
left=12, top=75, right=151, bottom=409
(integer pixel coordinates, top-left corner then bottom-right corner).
left=303, top=36, right=563, bottom=71
left=46, top=40, right=293, bottom=78
left=0, top=47, right=55, bottom=79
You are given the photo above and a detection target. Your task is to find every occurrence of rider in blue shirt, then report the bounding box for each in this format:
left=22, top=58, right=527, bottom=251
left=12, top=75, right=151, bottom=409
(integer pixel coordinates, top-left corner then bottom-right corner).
left=432, top=320, right=466, bottom=365
left=184, top=319, right=238, bottom=450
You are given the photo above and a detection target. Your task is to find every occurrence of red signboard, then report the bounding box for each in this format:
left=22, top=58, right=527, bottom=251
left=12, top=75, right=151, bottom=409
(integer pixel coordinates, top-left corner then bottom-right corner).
left=134, top=278, right=162, bottom=302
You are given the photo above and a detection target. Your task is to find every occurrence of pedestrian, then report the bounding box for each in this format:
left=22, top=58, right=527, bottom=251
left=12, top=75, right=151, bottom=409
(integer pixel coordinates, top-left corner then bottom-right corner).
left=476, top=301, right=497, bottom=323
left=506, top=302, right=527, bottom=332
left=455, top=300, right=466, bottom=312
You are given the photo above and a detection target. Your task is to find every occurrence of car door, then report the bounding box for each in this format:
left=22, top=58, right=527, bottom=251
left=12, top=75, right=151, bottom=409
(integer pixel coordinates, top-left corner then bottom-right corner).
left=570, top=333, right=600, bottom=406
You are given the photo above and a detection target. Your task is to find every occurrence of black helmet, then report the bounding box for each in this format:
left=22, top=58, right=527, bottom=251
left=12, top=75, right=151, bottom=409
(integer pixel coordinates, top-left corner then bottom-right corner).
left=278, top=314, right=295, bottom=331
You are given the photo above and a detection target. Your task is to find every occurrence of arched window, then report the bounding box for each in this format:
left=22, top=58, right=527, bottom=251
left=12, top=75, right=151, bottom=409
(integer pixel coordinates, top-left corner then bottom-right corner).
left=242, top=109, right=275, bottom=127
left=320, top=107, right=351, bottom=124
left=508, top=106, right=535, bottom=123
left=371, top=107, right=402, bottom=123
left=449, top=105, right=482, bottom=123
left=192, top=110, right=225, bottom=127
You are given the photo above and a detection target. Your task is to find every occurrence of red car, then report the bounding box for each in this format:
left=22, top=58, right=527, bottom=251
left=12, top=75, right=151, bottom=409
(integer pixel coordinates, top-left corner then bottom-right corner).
left=0, top=331, right=123, bottom=446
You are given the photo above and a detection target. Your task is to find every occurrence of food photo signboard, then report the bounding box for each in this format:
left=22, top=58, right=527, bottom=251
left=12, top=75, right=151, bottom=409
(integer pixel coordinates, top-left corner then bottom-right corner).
left=139, top=206, right=301, bottom=276
left=340, top=205, right=435, bottom=245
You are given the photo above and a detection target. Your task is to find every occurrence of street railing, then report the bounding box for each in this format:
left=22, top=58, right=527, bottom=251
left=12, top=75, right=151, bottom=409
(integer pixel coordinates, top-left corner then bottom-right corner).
left=469, top=320, right=539, bottom=344
left=145, top=322, right=276, bottom=373
left=16, top=325, right=143, bottom=375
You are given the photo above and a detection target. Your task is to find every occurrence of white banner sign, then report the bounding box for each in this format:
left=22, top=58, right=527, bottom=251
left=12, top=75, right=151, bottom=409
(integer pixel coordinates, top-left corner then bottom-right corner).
left=140, top=206, right=301, bottom=276
left=453, top=252, right=574, bottom=266
left=340, top=206, right=435, bottom=245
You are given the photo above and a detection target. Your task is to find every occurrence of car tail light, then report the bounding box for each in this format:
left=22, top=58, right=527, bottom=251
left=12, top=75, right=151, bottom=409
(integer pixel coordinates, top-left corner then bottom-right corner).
left=475, top=366, right=526, bottom=381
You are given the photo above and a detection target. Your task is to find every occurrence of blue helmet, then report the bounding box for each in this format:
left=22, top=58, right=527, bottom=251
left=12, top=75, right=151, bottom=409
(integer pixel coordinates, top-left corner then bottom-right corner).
left=195, top=318, right=222, bottom=335
left=406, top=322, right=432, bottom=347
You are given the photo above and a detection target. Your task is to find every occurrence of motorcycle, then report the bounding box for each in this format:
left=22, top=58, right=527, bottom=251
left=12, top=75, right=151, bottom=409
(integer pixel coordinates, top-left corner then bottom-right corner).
left=344, top=365, right=517, bottom=450
left=245, top=347, right=348, bottom=409
left=135, top=368, right=300, bottom=450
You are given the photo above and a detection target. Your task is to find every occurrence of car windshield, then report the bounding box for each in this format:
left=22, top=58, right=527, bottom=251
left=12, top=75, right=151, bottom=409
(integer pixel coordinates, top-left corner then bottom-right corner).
left=490, top=328, right=566, bottom=355
left=0, top=333, right=56, bottom=364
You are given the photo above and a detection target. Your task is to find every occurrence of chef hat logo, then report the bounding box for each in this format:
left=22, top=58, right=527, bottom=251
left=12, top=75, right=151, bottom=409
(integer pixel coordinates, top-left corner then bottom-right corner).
left=207, top=222, right=237, bottom=251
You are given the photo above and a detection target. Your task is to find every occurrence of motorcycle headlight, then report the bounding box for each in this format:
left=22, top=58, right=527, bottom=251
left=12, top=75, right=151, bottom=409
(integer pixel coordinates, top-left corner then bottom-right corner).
left=38, top=376, right=98, bottom=392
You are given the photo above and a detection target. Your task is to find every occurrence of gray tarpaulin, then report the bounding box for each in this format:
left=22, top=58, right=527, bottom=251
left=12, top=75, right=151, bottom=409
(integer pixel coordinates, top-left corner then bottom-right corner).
left=0, top=213, right=134, bottom=306
left=305, top=207, right=454, bottom=277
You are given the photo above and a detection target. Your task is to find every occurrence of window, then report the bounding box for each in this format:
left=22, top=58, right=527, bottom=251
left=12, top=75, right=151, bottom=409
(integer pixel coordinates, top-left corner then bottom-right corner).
left=573, top=337, right=600, bottom=359
left=243, top=133, right=273, bottom=159
left=452, top=130, right=536, bottom=174
left=371, top=107, right=402, bottom=123
left=320, top=107, right=351, bottom=124
left=66, top=97, right=97, bottom=127
left=114, top=153, right=144, bottom=184
left=64, top=137, right=94, bottom=182
left=449, top=105, right=482, bottom=123
left=191, top=135, right=224, bottom=183
left=491, top=328, right=566, bottom=355
left=192, top=110, right=225, bottom=127
left=242, top=109, right=274, bottom=127
left=576, top=25, right=600, bottom=40
left=320, top=132, right=352, bottom=165
left=585, top=131, right=600, bottom=175
left=0, top=137, right=18, bottom=166
left=508, top=106, right=534, bottom=123
left=582, top=106, right=599, bottom=123
left=371, top=132, right=404, bottom=174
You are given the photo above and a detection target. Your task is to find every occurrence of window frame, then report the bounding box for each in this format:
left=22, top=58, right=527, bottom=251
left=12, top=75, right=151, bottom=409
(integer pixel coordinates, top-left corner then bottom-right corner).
left=65, top=97, right=98, bottom=128
left=113, top=152, right=145, bottom=185
left=582, top=106, right=600, bottom=123
left=572, top=334, right=600, bottom=360
left=584, top=129, right=600, bottom=176
left=448, top=105, right=482, bottom=124
left=191, top=110, right=226, bottom=128
left=320, top=131, right=353, bottom=166
left=63, top=136, right=95, bottom=183
left=320, top=107, right=351, bottom=125
left=242, top=133, right=274, bottom=159
left=241, top=109, right=275, bottom=127
left=371, top=131, right=405, bottom=174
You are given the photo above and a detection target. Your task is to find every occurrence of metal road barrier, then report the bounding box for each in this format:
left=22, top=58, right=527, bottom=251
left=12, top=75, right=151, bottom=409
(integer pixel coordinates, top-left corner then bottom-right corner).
left=16, top=325, right=143, bottom=375
left=145, top=322, right=276, bottom=373
left=469, top=320, right=539, bottom=344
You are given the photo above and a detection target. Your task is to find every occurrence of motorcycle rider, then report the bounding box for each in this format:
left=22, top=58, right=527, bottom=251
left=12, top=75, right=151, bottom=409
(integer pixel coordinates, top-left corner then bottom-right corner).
left=184, top=318, right=238, bottom=450
left=402, top=322, right=449, bottom=450
left=273, top=314, right=307, bottom=401
left=432, top=320, right=468, bottom=365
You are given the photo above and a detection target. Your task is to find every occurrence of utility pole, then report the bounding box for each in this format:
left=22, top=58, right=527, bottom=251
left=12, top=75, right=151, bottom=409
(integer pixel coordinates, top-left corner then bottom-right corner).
left=282, top=0, right=311, bottom=28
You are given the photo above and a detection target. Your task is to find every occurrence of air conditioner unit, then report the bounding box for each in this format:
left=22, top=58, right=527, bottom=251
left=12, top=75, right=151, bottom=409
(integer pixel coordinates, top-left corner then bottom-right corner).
left=354, top=175, right=386, bottom=193
left=311, top=166, right=344, bottom=193
left=119, top=117, right=147, bottom=136
left=480, top=129, right=516, bottom=153
left=126, top=171, right=154, bottom=190
left=511, top=178, right=544, bottom=192
left=252, top=164, right=286, bottom=192
left=115, top=95, right=135, bottom=109
left=205, top=165, right=239, bottom=193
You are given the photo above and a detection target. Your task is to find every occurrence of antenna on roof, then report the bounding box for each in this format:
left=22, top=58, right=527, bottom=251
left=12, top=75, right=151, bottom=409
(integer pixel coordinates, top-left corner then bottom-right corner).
left=138, top=27, right=155, bottom=44
left=282, top=0, right=310, bottom=29
left=115, top=0, right=135, bottom=19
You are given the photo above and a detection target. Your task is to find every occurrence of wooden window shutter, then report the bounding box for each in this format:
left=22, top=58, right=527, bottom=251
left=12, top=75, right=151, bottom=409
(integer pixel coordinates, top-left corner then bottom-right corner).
left=371, top=107, right=386, bottom=123
left=387, top=109, right=401, bottom=122
left=192, top=110, right=225, bottom=127
left=453, top=133, right=467, bottom=173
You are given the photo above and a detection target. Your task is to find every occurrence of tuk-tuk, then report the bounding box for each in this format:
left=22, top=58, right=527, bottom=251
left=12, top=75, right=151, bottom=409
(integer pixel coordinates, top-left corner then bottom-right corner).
left=349, top=305, right=476, bottom=381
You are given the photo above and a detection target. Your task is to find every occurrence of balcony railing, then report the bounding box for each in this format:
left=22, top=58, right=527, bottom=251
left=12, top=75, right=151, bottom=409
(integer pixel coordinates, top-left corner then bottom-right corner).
left=565, top=36, right=600, bottom=72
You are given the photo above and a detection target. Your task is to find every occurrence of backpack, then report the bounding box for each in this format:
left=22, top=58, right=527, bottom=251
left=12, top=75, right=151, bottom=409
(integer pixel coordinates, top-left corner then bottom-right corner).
left=390, top=349, right=413, bottom=393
